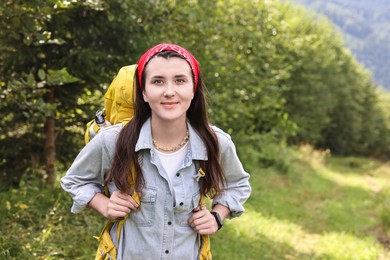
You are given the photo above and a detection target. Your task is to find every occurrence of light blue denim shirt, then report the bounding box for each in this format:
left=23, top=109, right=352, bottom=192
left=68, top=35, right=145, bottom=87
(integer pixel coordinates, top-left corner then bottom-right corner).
left=61, top=118, right=251, bottom=259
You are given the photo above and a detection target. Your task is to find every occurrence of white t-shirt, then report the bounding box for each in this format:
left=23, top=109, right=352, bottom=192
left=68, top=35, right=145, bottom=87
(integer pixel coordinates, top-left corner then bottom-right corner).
left=154, top=143, right=188, bottom=200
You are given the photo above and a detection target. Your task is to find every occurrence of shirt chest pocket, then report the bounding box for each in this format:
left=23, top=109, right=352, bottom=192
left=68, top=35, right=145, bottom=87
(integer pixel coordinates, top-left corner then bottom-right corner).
left=130, top=187, right=157, bottom=227
left=174, top=191, right=201, bottom=228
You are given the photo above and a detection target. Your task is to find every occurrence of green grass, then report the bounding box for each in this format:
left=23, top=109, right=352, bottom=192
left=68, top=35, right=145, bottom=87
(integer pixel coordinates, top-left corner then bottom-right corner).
left=1, top=145, right=389, bottom=259
left=212, top=146, right=390, bottom=259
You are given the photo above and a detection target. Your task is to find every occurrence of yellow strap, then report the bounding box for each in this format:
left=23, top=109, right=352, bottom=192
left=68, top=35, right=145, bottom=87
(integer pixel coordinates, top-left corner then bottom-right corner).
left=94, top=220, right=117, bottom=260
left=116, top=217, right=127, bottom=244
left=115, top=187, right=140, bottom=243
left=198, top=234, right=212, bottom=260
left=85, top=119, right=103, bottom=144
left=84, top=119, right=94, bottom=144
left=113, top=165, right=140, bottom=243
left=198, top=194, right=212, bottom=260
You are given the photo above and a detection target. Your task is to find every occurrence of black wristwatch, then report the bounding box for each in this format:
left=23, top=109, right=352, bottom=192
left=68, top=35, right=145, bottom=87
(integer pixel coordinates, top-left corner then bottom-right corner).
left=211, top=211, right=223, bottom=230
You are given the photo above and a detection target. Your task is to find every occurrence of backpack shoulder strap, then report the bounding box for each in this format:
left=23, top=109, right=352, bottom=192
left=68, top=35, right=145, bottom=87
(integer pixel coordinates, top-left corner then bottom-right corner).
left=194, top=161, right=212, bottom=260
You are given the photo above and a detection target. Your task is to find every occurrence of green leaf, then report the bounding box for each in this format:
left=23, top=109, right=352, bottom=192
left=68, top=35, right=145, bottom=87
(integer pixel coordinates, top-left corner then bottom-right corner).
left=46, top=68, right=79, bottom=86
left=38, top=69, right=46, bottom=81
left=27, top=73, right=36, bottom=87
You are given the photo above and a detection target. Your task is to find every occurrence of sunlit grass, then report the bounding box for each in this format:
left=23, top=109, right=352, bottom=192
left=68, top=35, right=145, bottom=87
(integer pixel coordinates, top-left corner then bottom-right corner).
left=214, top=211, right=384, bottom=259
left=212, top=146, right=390, bottom=259
left=318, top=157, right=389, bottom=193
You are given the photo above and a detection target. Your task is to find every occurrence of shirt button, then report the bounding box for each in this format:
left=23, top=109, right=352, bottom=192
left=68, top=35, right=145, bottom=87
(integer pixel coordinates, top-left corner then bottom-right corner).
left=180, top=202, right=184, bottom=206
left=168, top=221, right=172, bottom=225
left=165, top=250, right=169, bottom=254
left=176, top=172, right=180, bottom=177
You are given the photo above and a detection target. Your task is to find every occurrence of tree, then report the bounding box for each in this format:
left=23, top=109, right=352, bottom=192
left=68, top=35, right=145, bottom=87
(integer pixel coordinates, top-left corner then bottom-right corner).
left=0, top=0, right=142, bottom=187
left=1, top=0, right=389, bottom=190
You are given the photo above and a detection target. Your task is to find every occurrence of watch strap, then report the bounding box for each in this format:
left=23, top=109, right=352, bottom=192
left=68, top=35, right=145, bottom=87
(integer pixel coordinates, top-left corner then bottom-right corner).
left=211, top=211, right=223, bottom=230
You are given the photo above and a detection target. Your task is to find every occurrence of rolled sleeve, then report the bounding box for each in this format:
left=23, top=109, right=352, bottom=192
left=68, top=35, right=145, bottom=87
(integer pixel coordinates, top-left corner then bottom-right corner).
left=61, top=126, right=119, bottom=213
left=70, top=184, right=103, bottom=213
left=212, top=127, right=252, bottom=218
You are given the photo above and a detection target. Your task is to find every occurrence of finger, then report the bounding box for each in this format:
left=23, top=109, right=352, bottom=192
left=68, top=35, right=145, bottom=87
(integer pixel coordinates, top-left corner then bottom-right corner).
left=107, top=200, right=131, bottom=215
left=128, top=197, right=140, bottom=209
left=188, top=211, right=201, bottom=225
left=190, top=216, right=210, bottom=230
left=189, top=210, right=212, bottom=228
left=191, top=216, right=218, bottom=235
left=116, top=192, right=132, bottom=201
left=192, top=206, right=207, bottom=217
left=107, top=209, right=129, bottom=220
left=117, top=192, right=140, bottom=209
left=112, top=192, right=139, bottom=209
left=195, top=226, right=218, bottom=235
left=110, top=196, right=132, bottom=209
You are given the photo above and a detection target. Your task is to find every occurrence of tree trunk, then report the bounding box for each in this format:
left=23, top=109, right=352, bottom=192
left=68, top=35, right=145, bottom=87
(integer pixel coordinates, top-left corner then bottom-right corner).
left=45, top=87, right=56, bottom=187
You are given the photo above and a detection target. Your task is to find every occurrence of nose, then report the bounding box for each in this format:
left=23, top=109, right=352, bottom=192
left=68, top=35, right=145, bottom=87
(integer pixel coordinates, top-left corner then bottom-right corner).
left=164, top=82, right=175, bottom=97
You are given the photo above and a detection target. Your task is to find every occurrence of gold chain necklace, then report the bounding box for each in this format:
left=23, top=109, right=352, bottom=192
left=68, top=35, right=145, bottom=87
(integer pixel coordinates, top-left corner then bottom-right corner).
left=152, top=130, right=189, bottom=152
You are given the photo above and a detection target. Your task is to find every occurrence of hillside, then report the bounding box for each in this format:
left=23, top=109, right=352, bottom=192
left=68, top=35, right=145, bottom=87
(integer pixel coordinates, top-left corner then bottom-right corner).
left=290, top=0, right=390, bottom=91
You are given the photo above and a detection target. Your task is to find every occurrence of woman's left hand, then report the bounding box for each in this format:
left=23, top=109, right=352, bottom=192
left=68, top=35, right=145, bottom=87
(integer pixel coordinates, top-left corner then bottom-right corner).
left=188, top=207, right=219, bottom=235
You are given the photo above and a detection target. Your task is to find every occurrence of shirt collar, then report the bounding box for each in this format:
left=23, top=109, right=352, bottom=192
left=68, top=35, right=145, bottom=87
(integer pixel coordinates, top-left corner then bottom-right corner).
left=135, top=118, right=208, bottom=161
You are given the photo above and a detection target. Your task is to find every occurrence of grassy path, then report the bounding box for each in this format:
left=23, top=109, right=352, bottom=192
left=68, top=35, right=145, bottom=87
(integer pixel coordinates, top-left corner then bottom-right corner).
left=212, top=146, right=390, bottom=259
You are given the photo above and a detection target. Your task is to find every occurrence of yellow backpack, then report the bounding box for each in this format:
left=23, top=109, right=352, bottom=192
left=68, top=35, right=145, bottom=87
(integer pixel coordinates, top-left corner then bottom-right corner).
left=84, top=65, right=136, bottom=144
left=88, top=66, right=212, bottom=260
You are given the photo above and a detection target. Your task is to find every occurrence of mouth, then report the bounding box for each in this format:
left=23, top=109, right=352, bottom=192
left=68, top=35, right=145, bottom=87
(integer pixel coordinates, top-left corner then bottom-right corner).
left=161, top=101, right=179, bottom=105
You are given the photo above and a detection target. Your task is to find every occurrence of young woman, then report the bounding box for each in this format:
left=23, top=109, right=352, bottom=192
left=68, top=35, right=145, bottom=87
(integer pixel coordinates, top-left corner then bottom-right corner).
left=61, top=43, right=251, bottom=259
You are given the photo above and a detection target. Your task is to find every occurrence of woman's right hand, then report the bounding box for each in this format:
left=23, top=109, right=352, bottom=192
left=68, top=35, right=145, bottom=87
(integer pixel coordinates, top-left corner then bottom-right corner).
left=106, top=191, right=139, bottom=220
left=88, top=191, right=139, bottom=220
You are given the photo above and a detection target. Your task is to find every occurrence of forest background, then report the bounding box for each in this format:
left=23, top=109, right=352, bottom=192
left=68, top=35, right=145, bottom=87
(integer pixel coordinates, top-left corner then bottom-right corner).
left=0, top=0, right=389, bottom=259
left=292, top=0, right=390, bottom=92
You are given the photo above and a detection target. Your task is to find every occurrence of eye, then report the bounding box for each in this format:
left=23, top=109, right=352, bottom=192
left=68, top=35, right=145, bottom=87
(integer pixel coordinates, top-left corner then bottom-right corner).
left=152, top=79, right=164, bottom=85
left=176, top=78, right=186, bottom=84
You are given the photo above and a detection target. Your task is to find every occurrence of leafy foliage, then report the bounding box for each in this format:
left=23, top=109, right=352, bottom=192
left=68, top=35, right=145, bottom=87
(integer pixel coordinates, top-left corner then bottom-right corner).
left=0, top=177, right=103, bottom=258
left=274, top=4, right=390, bottom=158
left=0, top=0, right=389, bottom=188
left=0, top=0, right=143, bottom=186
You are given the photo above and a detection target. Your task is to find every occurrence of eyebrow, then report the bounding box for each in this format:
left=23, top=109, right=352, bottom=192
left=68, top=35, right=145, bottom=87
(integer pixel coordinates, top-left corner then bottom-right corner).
left=150, top=75, right=165, bottom=79
left=150, top=74, right=189, bottom=79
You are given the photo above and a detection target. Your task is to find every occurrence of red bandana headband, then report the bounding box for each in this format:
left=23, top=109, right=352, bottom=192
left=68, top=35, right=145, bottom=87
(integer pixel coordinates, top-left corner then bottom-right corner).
left=137, top=43, right=200, bottom=92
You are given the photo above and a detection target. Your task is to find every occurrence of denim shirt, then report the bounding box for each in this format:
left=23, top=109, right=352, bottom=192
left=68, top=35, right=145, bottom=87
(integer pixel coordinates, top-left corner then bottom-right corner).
left=61, top=118, right=251, bottom=260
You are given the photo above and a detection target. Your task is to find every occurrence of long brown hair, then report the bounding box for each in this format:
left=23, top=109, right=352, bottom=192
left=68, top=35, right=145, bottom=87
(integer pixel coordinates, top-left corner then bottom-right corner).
left=107, top=51, right=225, bottom=197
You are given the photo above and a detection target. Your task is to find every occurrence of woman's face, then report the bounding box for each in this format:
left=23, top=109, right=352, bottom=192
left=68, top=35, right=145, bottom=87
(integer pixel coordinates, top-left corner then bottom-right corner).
left=143, top=56, right=194, bottom=124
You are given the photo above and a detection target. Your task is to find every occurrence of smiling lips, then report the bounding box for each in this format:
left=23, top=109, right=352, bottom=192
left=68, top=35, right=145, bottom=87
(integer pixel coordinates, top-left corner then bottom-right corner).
left=161, top=101, right=179, bottom=107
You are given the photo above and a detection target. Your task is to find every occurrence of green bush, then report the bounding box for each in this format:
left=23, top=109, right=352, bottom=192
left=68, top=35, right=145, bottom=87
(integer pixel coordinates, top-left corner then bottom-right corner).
left=0, top=175, right=103, bottom=259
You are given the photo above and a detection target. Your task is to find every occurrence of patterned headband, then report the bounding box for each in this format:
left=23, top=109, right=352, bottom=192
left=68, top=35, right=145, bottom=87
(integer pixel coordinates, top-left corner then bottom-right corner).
left=137, top=43, right=200, bottom=92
